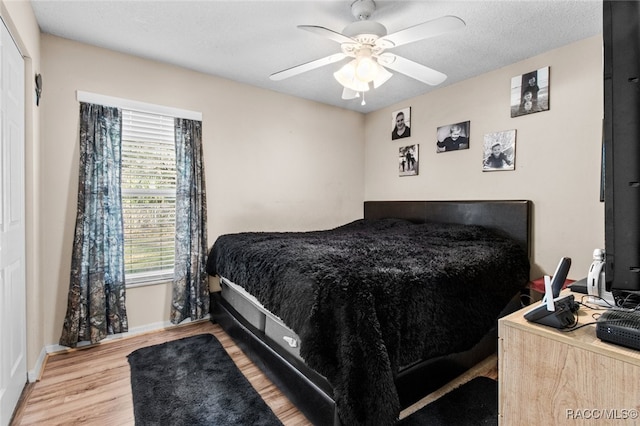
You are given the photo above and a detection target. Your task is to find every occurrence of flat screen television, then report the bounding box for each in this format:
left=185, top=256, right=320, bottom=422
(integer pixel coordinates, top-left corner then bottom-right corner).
left=603, top=0, right=640, bottom=302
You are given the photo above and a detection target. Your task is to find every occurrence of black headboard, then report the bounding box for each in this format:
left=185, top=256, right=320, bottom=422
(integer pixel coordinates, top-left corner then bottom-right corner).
left=364, top=200, right=531, bottom=256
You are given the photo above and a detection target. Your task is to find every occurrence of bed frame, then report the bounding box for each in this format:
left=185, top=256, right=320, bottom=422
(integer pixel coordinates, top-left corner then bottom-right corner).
left=210, top=200, right=531, bottom=425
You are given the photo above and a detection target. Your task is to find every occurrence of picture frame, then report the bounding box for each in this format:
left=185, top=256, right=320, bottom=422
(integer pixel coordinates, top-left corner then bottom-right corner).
left=391, top=107, right=411, bottom=140
left=510, top=66, right=550, bottom=117
left=436, top=121, right=470, bottom=152
left=482, top=129, right=516, bottom=171
left=399, top=144, right=418, bottom=176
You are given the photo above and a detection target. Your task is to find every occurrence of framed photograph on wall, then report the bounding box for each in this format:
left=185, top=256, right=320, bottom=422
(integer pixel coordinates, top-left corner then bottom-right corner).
left=391, top=107, right=411, bottom=140
left=436, top=121, right=470, bottom=152
left=399, top=144, right=418, bottom=176
left=510, top=66, right=550, bottom=117
left=483, top=129, right=516, bottom=171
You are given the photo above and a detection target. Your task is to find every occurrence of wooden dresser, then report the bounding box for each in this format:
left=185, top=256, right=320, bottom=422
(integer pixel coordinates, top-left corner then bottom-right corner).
left=498, top=293, right=640, bottom=425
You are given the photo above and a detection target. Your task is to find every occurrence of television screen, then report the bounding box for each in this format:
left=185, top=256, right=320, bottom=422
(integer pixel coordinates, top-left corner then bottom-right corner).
left=603, top=0, right=640, bottom=298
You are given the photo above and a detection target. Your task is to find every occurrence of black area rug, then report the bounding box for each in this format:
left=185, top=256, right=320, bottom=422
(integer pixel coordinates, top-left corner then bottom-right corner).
left=127, top=333, right=283, bottom=426
left=399, top=376, right=498, bottom=426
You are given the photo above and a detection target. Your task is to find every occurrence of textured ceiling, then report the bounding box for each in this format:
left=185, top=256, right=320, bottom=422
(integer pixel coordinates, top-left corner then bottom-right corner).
left=30, top=0, right=603, bottom=113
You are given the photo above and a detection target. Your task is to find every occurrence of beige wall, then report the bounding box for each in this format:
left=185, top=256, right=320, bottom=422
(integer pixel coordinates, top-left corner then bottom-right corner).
left=364, top=35, right=604, bottom=280
left=39, top=35, right=364, bottom=359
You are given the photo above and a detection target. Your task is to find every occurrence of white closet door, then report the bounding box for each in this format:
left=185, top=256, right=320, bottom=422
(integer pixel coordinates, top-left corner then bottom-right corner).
left=0, top=17, right=26, bottom=426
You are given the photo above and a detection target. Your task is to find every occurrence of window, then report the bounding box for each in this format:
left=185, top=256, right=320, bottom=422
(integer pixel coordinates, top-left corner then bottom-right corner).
left=121, top=109, right=176, bottom=285
left=76, top=91, right=202, bottom=287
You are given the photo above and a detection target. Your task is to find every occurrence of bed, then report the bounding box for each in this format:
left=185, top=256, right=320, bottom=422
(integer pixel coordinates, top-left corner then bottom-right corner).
left=207, top=200, right=531, bottom=425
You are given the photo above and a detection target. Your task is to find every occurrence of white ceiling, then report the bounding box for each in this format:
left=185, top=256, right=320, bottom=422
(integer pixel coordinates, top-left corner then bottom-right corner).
left=30, top=0, right=603, bottom=113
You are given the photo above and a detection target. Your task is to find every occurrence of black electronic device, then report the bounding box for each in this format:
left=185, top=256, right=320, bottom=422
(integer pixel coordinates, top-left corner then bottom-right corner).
left=524, top=294, right=579, bottom=329
left=550, top=257, right=571, bottom=298
left=524, top=257, right=578, bottom=329
left=596, top=309, right=640, bottom=351
left=603, top=1, right=640, bottom=295
left=568, top=277, right=588, bottom=294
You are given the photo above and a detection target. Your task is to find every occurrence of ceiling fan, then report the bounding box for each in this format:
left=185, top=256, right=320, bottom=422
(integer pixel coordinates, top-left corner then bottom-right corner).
left=270, top=0, right=466, bottom=103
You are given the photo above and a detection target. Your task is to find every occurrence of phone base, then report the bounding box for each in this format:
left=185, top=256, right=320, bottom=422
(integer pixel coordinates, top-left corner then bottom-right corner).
left=523, top=295, right=579, bottom=329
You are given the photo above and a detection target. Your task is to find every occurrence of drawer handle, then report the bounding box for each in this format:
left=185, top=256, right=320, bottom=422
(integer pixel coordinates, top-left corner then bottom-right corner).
left=283, top=336, right=298, bottom=348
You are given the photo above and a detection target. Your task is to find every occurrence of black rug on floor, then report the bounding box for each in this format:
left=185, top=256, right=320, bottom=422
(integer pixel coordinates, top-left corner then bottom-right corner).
left=127, top=333, right=283, bottom=426
left=399, top=376, right=498, bottom=425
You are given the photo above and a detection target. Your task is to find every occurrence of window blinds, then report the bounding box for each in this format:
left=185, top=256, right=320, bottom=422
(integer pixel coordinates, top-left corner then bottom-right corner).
left=121, top=110, right=176, bottom=283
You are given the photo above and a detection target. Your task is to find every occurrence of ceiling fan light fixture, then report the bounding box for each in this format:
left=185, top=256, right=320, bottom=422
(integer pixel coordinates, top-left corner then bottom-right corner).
left=341, top=87, right=359, bottom=100
left=334, top=60, right=370, bottom=92
left=372, top=64, right=392, bottom=88
left=355, top=55, right=377, bottom=82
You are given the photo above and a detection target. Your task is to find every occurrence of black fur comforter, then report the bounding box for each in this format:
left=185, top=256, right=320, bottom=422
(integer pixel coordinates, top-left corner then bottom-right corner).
left=207, top=218, right=529, bottom=425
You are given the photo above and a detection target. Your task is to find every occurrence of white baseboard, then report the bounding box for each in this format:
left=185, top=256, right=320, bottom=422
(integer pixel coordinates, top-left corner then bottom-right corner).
left=27, top=315, right=210, bottom=382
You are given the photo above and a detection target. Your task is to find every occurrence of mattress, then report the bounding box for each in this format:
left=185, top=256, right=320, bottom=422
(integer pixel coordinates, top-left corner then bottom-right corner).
left=221, top=277, right=304, bottom=362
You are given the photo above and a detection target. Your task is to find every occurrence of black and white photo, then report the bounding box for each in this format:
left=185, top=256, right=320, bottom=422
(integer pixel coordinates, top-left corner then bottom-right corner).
left=391, top=107, right=411, bottom=140
left=399, top=144, right=418, bottom=176
left=511, top=67, right=549, bottom=117
left=483, top=129, right=516, bottom=171
left=436, top=121, right=470, bottom=152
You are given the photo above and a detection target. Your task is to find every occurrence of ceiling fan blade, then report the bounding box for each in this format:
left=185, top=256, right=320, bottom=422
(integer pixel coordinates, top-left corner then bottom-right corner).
left=270, top=53, right=347, bottom=81
left=377, top=15, right=465, bottom=49
left=377, top=53, right=447, bottom=86
left=298, top=25, right=355, bottom=44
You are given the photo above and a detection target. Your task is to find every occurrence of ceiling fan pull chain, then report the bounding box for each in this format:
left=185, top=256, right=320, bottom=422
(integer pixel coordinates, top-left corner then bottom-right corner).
left=361, top=91, right=366, bottom=106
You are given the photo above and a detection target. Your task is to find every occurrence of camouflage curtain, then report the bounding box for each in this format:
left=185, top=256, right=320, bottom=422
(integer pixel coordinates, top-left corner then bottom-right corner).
left=60, top=102, right=128, bottom=347
left=171, top=118, right=209, bottom=324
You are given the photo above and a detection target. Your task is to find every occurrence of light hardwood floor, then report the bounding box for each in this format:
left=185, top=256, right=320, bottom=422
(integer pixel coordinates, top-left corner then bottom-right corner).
left=10, top=320, right=310, bottom=426
left=10, top=320, right=497, bottom=425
